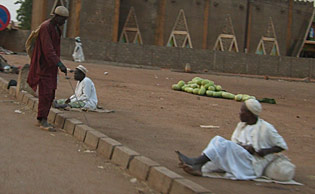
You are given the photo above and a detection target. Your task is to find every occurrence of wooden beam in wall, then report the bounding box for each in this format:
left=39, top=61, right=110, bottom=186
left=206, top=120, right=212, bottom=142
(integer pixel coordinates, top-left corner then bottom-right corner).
left=297, top=9, right=315, bottom=57
left=112, top=0, right=120, bottom=42
left=286, top=0, right=293, bottom=54
left=245, top=1, right=252, bottom=53
left=74, top=0, right=81, bottom=37
left=202, top=0, right=209, bottom=49
left=31, top=0, right=47, bottom=30
left=155, top=0, right=166, bottom=46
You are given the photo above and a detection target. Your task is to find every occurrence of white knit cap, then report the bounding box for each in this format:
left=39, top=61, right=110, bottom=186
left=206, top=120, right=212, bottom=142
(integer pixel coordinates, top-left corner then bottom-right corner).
left=54, top=6, right=69, bottom=17
left=245, top=99, right=262, bottom=116
left=76, top=65, right=88, bottom=75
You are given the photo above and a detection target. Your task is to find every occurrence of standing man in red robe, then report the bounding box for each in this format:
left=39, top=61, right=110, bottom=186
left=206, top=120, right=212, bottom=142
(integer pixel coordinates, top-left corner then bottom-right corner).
left=27, top=6, right=69, bottom=131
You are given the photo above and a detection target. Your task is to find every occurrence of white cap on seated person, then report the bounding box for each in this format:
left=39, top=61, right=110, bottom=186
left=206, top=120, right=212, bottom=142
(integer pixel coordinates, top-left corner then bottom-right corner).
left=245, top=99, right=262, bottom=116
left=76, top=65, right=88, bottom=75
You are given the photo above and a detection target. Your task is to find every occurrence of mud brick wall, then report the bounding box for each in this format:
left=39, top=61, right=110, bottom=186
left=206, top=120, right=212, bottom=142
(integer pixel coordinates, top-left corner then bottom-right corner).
left=79, top=0, right=116, bottom=41
left=249, top=0, right=314, bottom=56
left=0, top=30, right=30, bottom=52
left=61, top=38, right=315, bottom=79
left=163, top=0, right=206, bottom=49
left=119, top=0, right=159, bottom=45
left=207, top=0, right=247, bottom=52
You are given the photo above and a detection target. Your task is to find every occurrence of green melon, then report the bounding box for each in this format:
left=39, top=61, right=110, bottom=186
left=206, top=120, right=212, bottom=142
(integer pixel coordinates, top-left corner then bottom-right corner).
left=198, top=87, right=206, bottom=95
left=172, top=84, right=181, bottom=91
left=215, top=85, right=222, bottom=91
left=190, top=84, right=199, bottom=88
left=222, top=92, right=235, bottom=99
left=201, top=80, right=210, bottom=86
left=213, top=91, right=222, bottom=98
left=208, top=86, right=215, bottom=91
left=177, top=80, right=185, bottom=88
left=206, top=90, right=214, bottom=97
left=181, top=85, right=188, bottom=91
left=242, top=94, right=250, bottom=101
left=186, top=87, right=194, bottom=93
left=197, top=79, right=203, bottom=85
left=234, top=94, right=243, bottom=101
left=193, top=88, right=200, bottom=94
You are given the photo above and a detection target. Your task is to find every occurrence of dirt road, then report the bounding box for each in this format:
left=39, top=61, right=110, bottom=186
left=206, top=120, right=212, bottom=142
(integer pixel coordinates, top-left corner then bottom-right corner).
left=2, top=54, right=315, bottom=193
left=0, top=87, right=156, bottom=193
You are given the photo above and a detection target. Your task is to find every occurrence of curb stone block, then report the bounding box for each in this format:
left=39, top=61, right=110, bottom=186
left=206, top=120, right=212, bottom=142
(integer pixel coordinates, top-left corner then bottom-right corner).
left=128, top=156, right=160, bottom=181
left=32, top=98, right=39, bottom=112
left=74, top=125, right=94, bottom=142
left=22, top=93, right=33, bottom=104
left=97, top=137, right=122, bottom=159
left=17, top=91, right=27, bottom=102
left=2, top=80, right=8, bottom=90
left=148, top=166, right=183, bottom=194
left=27, top=97, right=37, bottom=110
left=169, top=178, right=211, bottom=194
left=0, top=81, right=3, bottom=90
left=54, top=113, right=69, bottom=129
left=9, top=86, right=17, bottom=97
left=47, top=108, right=62, bottom=123
left=111, top=146, right=140, bottom=169
left=84, top=130, right=107, bottom=149
left=64, top=118, right=83, bottom=135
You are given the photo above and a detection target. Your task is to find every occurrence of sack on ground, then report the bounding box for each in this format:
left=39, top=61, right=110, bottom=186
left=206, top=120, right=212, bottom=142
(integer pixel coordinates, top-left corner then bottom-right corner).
left=263, top=154, right=295, bottom=181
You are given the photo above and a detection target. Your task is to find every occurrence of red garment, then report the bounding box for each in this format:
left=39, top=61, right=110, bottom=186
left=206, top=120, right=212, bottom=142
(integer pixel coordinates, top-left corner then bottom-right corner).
left=27, top=19, right=62, bottom=120
left=27, top=19, right=61, bottom=91
left=37, top=78, right=55, bottom=119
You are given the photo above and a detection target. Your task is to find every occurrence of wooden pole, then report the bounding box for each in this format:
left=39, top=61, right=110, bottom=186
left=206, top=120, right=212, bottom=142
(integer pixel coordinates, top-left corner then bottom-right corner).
left=202, top=0, right=209, bottom=49
left=286, top=0, right=293, bottom=55
left=155, top=0, right=166, bottom=46
left=244, top=0, right=252, bottom=53
left=31, top=0, right=47, bottom=30
left=297, top=9, right=315, bottom=57
left=112, top=0, right=120, bottom=42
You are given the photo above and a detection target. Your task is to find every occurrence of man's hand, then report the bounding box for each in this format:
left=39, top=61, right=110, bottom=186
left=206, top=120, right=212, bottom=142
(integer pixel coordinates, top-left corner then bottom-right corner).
left=256, top=149, right=268, bottom=157
left=242, top=145, right=256, bottom=155
left=58, top=62, right=67, bottom=75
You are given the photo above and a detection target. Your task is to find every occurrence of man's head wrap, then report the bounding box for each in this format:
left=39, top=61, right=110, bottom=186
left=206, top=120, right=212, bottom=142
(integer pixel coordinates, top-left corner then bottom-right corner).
left=76, top=65, right=88, bottom=75
left=54, top=6, right=69, bottom=17
left=245, top=99, right=262, bottom=116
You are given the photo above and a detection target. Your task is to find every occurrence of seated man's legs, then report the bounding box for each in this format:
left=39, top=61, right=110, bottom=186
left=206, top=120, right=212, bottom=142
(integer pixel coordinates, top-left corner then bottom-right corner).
left=53, top=99, right=85, bottom=109
left=53, top=99, right=68, bottom=108
left=202, top=136, right=256, bottom=179
left=176, top=136, right=257, bottom=179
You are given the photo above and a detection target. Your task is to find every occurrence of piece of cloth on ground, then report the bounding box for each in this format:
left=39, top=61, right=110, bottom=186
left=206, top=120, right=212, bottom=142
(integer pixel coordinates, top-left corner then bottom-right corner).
left=64, top=107, right=114, bottom=113
left=201, top=169, right=303, bottom=186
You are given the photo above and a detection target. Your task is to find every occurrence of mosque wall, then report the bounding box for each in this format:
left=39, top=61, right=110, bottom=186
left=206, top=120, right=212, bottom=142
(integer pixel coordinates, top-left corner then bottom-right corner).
left=59, top=38, right=315, bottom=79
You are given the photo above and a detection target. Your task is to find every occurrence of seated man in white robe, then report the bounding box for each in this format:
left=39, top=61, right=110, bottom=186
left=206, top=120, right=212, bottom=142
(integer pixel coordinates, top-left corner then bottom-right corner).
left=54, top=65, right=98, bottom=110
left=176, top=99, right=290, bottom=180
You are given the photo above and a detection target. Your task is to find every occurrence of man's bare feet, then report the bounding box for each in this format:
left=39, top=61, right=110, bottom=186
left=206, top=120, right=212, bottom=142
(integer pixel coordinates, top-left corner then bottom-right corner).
left=182, top=164, right=202, bottom=176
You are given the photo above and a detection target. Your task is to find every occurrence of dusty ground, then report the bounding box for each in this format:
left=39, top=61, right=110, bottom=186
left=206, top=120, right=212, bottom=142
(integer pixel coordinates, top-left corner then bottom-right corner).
left=0, top=88, right=156, bottom=194
left=2, top=54, right=315, bottom=194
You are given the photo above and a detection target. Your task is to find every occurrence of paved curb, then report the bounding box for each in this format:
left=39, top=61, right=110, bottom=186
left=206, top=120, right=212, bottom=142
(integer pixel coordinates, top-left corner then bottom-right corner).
left=0, top=77, right=212, bottom=194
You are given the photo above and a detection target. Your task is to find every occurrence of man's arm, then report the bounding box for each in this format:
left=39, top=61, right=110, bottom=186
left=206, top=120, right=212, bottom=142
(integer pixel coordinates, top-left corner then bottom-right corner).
left=256, top=146, right=284, bottom=157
